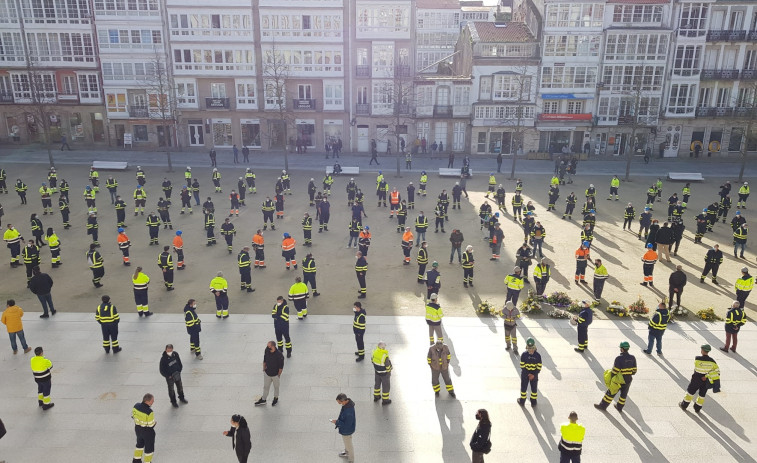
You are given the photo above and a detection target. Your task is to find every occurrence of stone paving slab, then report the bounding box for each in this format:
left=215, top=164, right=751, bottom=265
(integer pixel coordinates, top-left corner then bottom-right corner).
left=0, top=313, right=755, bottom=463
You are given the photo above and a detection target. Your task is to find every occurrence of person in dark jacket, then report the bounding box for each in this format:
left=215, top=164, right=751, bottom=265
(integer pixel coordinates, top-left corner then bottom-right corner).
left=255, top=341, right=284, bottom=406
left=159, top=344, right=187, bottom=408
left=668, top=265, right=687, bottom=308
left=470, top=408, right=492, bottom=462
left=655, top=222, right=674, bottom=262
left=223, top=414, right=252, bottom=463
left=646, top=219, right=660, bottom=250
left=331, top=392, right=356, bottom=462
left=29, top=266, right=56, bottom=318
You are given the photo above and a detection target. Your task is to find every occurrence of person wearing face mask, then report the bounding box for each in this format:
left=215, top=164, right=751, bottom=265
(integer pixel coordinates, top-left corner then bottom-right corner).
left=469, top=408, right=492, bottom=462
left=184, top=299, right=203, bottom=360
left=159, top=344, right=187, bottom=408
left=223, top=414, right=252, bottom=463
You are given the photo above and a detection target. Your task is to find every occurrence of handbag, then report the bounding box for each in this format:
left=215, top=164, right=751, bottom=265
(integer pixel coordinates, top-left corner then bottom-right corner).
left=171, top=371, right=181, bottom=382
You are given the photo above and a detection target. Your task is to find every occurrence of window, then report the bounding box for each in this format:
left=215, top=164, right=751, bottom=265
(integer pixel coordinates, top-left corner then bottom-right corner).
left=297, top=84, right=312, bottom=100
left=106, top=92, right=127, bottom=112
left=716, top=88, right=731, bottom=107
left=612, top=5, right=663, bottom=24
left=416, top=11, right=459, bottom=29
left=357, top=86, right=368, bottom=105
left=102, top=62, right=156, bottom=81
left=541, top=66, right=597, bottom=89
left=0, top=32, right=24, bottom=61
left=212, top=121, right=232, bottom=146
left=11, top=72, right=56, bottom=101
left=372, top=81, right=393, bottom=112
left=97, top=28, right=161, bottom=48
left=372, top=43, right=394, bottom=76
left=356, top=5, right=411, bottom=34
left=543, top=101, right=559, bottom=114
left=170, top=13, right=252, bottom=37
left=261, top=46, right=342, bottom=75
left=26, top=32, right=95, bottom=63
left=21, top=0, right=91, bottom=24
left=264, top=80, right=285, bottom=109
left=673, top=46, right=702, bottom=76
left=474, top=105, right=536, bottom=119
left=133, top=125, right=148, bottom=142
left=454, top=86, right=470, bottom=106
left=668, top=84, right=696, bottom=114
left=737, top=87, right=756, bottom=107
left=93, top=0, right=158, bottom=15
left=698, top=87, right=711, bottom=107
left=479, top=76, right=492, bottom=100
left=492, top=75, right=531, bottom=100
left=241, top=121, right=261, bottom=147
left=77, top=74, right=99, bottom=100
left=744, top=50, right=757, bottom=71
left=210, top=83, right=226, bottom=98
left=604, top=34, right=668, bottom=61
left=176, top=81, right=196, bottom=106
left=601, top=65, right=665, bottom=92
left=260, top=13, right=341, bottom=38
left=0, top=0, right=18, bottom=24
left=324, top=82, right=343, bottom=108
left=357, top=48, right=368, bottom=66
left=236, top=80, right=256, bottom=108
left=61, top=75, right=77, bottom=95
left=679, top=4, right=709, bottom=37
left=416, top=86, right=432, bottom=106
left=728, top=128, right=743, bottom=152
left=173, top=47, right=254, bottom=73
left=479, top=43, right=537, bottom=58
left=543, top=35, right=601, bottom=57
left=545, top=4, right=604, bottom=28
left=567, top=101, right=584, bottom=114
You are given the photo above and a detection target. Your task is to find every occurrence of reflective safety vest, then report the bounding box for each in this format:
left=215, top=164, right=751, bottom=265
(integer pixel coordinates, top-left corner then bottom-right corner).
left=282, top=237, right=296, bottom=252
left=420, top=174, right=428, bottom=185
left=96, top=303, right=119, bottom=324
left=372, top=347, right=391, bottom=373
left=575, top=247, right=590, bottom=262
left=489, top=175, right=496, bottom=186
left=45, top=233, right=60, bottom=249
left=172, top=235, right=183, bottom=250
left=642, top=250, right=658, bottom=265
left=272, top=302, right=290, bottom=322
left=462, top=251, right=474, bottom=269
left=390, top=191, right=400, bottom=204
left=558, top=422, right=586, bottom=454
left=504, top=274, right=524, bottom=291
left=158, top=252, right=173, bottom=269
left=402, top=231, right=414, bottom=247
left=252, top=234, right=264, bottom=250
left=533, top=264, right=550, bottom=280
left=425, top=302, right=443, bottom=324
left=132, top=402, right=155, bottom=428
left=3, top=227, right=21, bottom=245
left=87, top=250, right=103, bottom=268
left=209, top=276, right=228, bottom=293
left=30, top=355, right=53, bottom=382
left=611, top=178, right=620, bottom=188
left=735, top=275, right=754, bottom=292
left=302, top=256, right=316, bottom=273
left=238, top=251, right=251, bottom=269
left=353, top=309, right=366, bottom=331
left=648, top=310, right=670, bottom=331
left=185, top=306, right=201, bottom=329
left=288, top=282, right=308, bottom=301
left=132, top=272, right=150, bottom=290
left=740, top=185, right=750, bottom=195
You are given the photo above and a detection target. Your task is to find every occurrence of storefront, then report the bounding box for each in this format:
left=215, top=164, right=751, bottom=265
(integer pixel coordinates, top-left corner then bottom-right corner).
left=536, top=113, right=592, bottom=154
left=295, top=119, right=315, bottom=148
left=212, top=118, right=233, bottom=146
left=241, top=119, right=262, bottom=149
left=324, top=119, right=343, bottom=148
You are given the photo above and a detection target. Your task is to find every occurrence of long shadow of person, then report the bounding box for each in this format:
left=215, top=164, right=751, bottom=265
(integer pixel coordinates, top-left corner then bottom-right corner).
left=469, top=291, right=497, bottom=334
left=683, top=410, right=757, bottom=462
left=597, top=411, right=667, bottom=461
left=519, top=396, right=557, bottom=458
left=548, top=266, right=571, bottom=288
left=518, top=325, right=562, bottom=381
left=435, top=397, right=470, bottom=463
left=443, top=330, right=462, bottom=377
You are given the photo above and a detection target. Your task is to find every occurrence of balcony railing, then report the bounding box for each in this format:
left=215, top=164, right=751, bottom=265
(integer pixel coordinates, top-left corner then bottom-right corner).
left=129, top=106, right=149, bottom=118
left=734, top=107, right=757, bottom=118
left=57, top=93, right=79, bottom=102
left=205, top=97, right=230, bottom=109
left=433, top=105, right=453, bottom=117
left=696, top=107, right=734, bottom=117
left=749, top=31, right=757, bottom=41
left=356, top=65, right=370, bottom=78
left=707, top=30, right=746, bottom=42
left=742, top=69, right=757, bottom=80
left=356, top=103, right=370, bottom=116
left=701, top=69, right=740, bottom=80
left=292, top=98, right=316, bottom=110
left=0, top=93, right=14, bottom=103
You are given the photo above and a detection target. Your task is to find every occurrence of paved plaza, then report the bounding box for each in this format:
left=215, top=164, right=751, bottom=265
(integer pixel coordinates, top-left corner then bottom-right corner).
left=0, top=150, right=756, bottom=462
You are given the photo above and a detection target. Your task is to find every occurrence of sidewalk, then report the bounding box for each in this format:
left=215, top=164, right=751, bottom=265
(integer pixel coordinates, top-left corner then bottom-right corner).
left=0, top=313, right=754, bottom=462
left=1, top=145, right=755, bottom=179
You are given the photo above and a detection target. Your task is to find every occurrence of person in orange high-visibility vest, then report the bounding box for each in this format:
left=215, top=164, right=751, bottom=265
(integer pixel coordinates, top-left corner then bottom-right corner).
left=401, top=227, right=414, bottom=265
left=641, top=243, right=658, bottom=286
left=389, top=188, right=401, bottom=218
left=575, top=242, right=591, bottom=284
left=252, top=230, right=265, bottom=267
left=117, top=228, right=131, bottom=266
left=172, top=230, right=185, bottom=270
left=281, top=233, right=297, bottom=269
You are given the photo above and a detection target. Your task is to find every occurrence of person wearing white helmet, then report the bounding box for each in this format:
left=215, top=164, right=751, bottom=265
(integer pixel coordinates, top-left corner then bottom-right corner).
left=136, top=166, right=146, bottom=187
left=738, top=182, right=750, bottom=209
left=212, top=168, right=222, bottom=193
left=281, top=170, right=291, bottom=194
left=585, top=184, right=596, bottom=202
left=185, top=166, right=192, bottom=187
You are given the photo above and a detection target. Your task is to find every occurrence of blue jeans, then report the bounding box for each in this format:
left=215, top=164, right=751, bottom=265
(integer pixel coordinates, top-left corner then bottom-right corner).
left=646, top=330, right=663, bottom=353
left=109, top=189, right=117, bottom=204
left=37, top=293, right=55, bottom=315
left=9, top=330, right=29, bottom=351
left=415, top=230, right=426, bottom=245
left=734, top=242, right=746, bottom=257
left=532, top=240, right=543, bottom=259
left=450, top=246, right=461, bottom=263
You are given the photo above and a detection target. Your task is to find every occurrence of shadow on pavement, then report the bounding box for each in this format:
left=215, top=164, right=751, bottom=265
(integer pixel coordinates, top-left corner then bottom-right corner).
left=518, top=325, right=562, bottom=381
left=692, top=413, right=755, bottom=462
left=434, top=397, right=469, bottom=463
left=520, top=395, right=557, bottom=458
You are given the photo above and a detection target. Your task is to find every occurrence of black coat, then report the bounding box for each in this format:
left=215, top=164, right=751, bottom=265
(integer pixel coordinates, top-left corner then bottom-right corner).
left=159, top=351, right=183, bottom=379
left=669, top=270, right=687, bottom=289
left=470, top=421, right=491, bottom=453
left=655, top=227, right=674, bottom=245
left=28, top=272, right=54, bottom=295
left=227, top=426, right=252, bottom=462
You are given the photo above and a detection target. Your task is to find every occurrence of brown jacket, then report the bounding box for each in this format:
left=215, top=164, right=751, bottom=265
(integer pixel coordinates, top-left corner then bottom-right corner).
left=427, top=344, right=451, bottom=371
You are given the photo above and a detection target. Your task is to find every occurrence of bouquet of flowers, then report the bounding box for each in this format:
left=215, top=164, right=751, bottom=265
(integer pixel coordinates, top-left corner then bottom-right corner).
left=477, top=300, right=499, bottom=316
left=628, top=296, right=650, bottom=316
left=607, top=301, right=629, bottom=317
left=546, top=291, right=572, bottom=308
left=696, top=307, right=723, bottom=322
left=671, top=305, right=688, bottom=317
left=520, top=290, right=544, bottom=314
left=566, top=302, right=583, bottom=313
left=548, top=309, right=571, bottom=319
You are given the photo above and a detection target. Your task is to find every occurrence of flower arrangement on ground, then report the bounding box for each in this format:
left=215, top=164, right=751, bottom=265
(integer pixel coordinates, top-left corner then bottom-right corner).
left=566, top=301, right=583, bottom=313
left=671, top=305, right=688, bottom=317
left=695, top=307, right=723, bottom=322
left=607, top=301, right=629, bottom=317
left=520, top=290, right=544, bottom=314
left=546, top=291, right=572, bottom=308
left=627, top=296, right=650, bottom=316
left=477, top=300, right=499, bottom=316
left=548, top=308, right=571, bottom=319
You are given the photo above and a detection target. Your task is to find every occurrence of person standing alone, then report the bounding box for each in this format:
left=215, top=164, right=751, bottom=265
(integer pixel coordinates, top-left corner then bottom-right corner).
left=3, top=299, right=31, bottom=354
left=469, top=409, right=492, bottom=462
left=558, top=411, right=585, bottom=463
left=30, top=346, right=54, bottom=409
left=330, top=393, right=356, bottom=463
left=132, top=393, right=156, bottom=462
left=95, top=295, right=121, bottom=353
left=255, top=341, right=284, bottom=406
left=159, top=344, right=188, bottom=408
left=223, top=415, right=251, bottom=463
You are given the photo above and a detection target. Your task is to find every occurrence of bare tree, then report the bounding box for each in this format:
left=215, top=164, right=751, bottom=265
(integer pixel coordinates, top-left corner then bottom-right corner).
left=619, top=83, right=657, bottom=182
left=262, top=40, right=294, bottom=170
left=142, top=48, right=178, bottom=171
left=732, top=81, right=757, bottom=182
left=17, top=55, right=62, bottom=167
left=373, top=66, right=416, bottom=177
left=507, top=67, right=536, bottom=180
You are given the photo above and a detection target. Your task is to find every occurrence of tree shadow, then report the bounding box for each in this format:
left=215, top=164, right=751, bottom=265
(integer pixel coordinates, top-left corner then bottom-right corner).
left=434, top=398, right=470, bottom=463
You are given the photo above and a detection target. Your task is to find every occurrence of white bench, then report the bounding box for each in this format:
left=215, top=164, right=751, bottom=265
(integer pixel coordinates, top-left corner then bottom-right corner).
left=92, top=161, right=129, bottom=170
left=439, top=168, right=473, bottom=177
left=667, top=172, right=704, bottom=182
left=327, top=166, right=359, bottom=175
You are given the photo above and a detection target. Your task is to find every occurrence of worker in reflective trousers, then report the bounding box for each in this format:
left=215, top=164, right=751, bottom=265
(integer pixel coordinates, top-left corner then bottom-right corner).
left=372, top=341, right=392, bottom=405
left=595, top=341, right=637, bottom=412
left=210, top=271, right=229, bottom=318
left=272, top=296, right=292, bottom=357
left=158, top=246, right=174, bottom=291
left=184, top=299, right=203, bottom=359
left=558, top=411, right=586, bottom=463
left=132, top=393, right=156, bottom=463
left=679, top=344, right=720, bottom=414
left=427, top=339, right=455, bottom=398
left=518, top=337, right=542, bottom=407
left=95, top=295, right=121, bottom=353
left=288, top=276, right=309, bottom=320
left=353, top=301, right=366, bottom=361
left=425, top=293, right=444, bottom=344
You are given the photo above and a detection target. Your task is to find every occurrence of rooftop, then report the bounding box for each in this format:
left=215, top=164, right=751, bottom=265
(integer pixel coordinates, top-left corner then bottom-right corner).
left=470, top=21, right=535, bottom=43
left=417, top=0, right=461, bottom=8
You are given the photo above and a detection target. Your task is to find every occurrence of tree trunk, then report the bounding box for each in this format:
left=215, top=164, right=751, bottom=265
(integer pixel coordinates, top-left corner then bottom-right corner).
left=47, top=146, right=54, bottom=168
left=624, top=128, right=636, bottom=182
left=739, top=154, right=746, bottom=182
